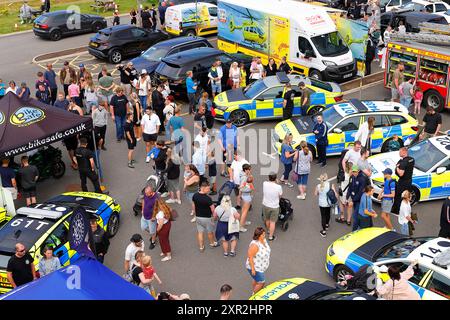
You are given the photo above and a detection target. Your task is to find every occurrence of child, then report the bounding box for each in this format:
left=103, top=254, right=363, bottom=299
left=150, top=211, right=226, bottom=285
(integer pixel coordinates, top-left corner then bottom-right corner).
left=413, top=86, right=423, bottom=116
left=388, top=134, right=401, bottom=152
left=377, top=168, right=395, bottom=230
left=398, top=190, right=416, bottom=235
left=141, top=255, right=162, bottom=297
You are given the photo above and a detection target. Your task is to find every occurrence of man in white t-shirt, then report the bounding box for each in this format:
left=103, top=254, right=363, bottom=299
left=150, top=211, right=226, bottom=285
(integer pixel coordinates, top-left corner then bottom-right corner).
left=342, top=141, right=362, bottom=170
left=124, top=234, right=145, bottom=273
left=228, top=151, right=249, bottom=210
left=141, top=108, right=161, bottom=162
left=192, top=141, right=207, bottom=177
left=194, top=127, right=209, bottom=160
left=262, top=173, right=283, bottom=241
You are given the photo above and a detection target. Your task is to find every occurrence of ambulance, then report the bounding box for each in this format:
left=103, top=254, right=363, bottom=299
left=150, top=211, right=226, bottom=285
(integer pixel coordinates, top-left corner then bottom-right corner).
left=217, top=0, right=356, bottom=81
left=165, top=2, right=218, bottom=37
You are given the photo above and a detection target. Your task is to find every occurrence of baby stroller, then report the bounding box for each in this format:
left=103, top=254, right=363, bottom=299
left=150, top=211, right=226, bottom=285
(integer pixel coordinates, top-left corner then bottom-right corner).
left=216, top=181, right=236, bottom=205
left=278, top=198, right=294, bottom=231
left=260, top=197, right=293, bottom=231
left=132, top=171, right=167, bottom=216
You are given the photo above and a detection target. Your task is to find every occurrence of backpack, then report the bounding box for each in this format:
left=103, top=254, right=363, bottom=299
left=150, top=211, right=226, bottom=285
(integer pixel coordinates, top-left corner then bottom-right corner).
left=327, top=186, right=338, bottom=206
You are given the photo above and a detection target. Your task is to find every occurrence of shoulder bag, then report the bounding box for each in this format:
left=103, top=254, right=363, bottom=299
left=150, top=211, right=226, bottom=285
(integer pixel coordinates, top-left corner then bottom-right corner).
left=228, top=208, right=240, bottom=234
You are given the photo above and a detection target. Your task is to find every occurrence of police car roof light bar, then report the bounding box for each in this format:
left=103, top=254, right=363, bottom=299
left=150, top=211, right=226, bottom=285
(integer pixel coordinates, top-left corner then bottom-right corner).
left=16, top=207, right=64, bottom=220
left=349, top=99, right=368, bottom=113
left=276, top=72, right=290, bottom=84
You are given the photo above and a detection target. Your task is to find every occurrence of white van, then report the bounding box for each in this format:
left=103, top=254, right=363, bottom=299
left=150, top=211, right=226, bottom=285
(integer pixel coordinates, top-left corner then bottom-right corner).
left=165, top=2, right=218, bottom=37
left=217, top=0, right=356, bottom=81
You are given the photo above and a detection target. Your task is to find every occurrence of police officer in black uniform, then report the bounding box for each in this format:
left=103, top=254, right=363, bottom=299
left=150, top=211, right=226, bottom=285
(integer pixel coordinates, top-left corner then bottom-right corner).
left=392, top=147, right=415, bottom=214
left=74, top=137, right=103, bottom=194
left=282, top=82, right=295, bottom=120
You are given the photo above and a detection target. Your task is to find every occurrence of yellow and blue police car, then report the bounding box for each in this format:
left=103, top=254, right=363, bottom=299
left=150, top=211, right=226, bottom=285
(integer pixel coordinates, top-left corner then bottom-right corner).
left=249, top=277, right=375, bottom=300
left=371, top=135, right=450, bottom=205
left=0, top=191, right=121, bottom=294
left=325, top=228, right=450, bottom=300
left=213, top=73, right=342, bottom=126
left=272, top=99, right=418, bottom=155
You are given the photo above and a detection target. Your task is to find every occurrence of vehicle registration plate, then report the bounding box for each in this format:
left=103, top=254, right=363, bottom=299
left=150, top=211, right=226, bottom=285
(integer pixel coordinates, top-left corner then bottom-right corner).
left=90, top=42, right=99, bottom=48
left=343, top=73, right=352, bottom=79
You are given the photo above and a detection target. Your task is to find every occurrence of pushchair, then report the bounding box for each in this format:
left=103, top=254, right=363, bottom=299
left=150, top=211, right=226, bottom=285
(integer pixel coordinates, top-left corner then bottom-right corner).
left=260, top=197, right=294, bottom=231
left=216, top=181, right=236, bottom=205
left=132, top=171, right=167, bottom=216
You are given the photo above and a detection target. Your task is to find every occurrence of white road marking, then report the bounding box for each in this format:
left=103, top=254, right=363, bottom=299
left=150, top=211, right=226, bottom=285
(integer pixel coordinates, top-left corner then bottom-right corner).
left=262, top=152, right=277, bottom=159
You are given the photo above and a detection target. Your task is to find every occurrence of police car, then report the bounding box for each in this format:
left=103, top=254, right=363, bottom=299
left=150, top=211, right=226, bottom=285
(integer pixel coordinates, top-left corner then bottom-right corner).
left=213, top=73, right=342, bottom=127
left=326, top=228, right=450, bottom=300
left=272, top=99, right=418, bottom=155
left=371, top=135, right=450, bottom=205
left=0, top=192, right=121, bottom=294
left=249, top=278, right=375, bottom=300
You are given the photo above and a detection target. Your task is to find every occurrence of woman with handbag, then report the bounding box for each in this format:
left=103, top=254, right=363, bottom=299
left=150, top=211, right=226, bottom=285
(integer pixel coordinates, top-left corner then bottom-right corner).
left=398, top=190, right=417, bottom=236
left=229, top=62, right=241, bottom=89
left=293, top=141, right=312, bottom=200
left=153, top=199, right=173, bottom=262
left=315, top=173, right=338, bottom=238
left=337, top=161, right=353, bottom=225
left=214, top=195, right=240, bottom=257
left=356, top=185, right=378, bottom=230
left=355, top=116, right=375, bottom=153
left=239, top=164, right=254, bottom=232
left=280, top=133, right=295, bottom=188
left=376, top=260, right=420, bottom=300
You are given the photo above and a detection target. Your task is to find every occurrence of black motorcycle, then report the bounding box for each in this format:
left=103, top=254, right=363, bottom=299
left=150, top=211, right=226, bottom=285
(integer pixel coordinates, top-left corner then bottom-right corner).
left=13, top=146, right=66, bottom=185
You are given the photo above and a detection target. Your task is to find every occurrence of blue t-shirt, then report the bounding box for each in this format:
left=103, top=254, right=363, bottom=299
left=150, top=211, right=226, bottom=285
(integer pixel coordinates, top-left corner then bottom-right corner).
left=44, top=70, right=58, bottom=89
left=54, top=99, right=69, bottom=110
left=169, top=116, right=185, bottom=131
left=383, top=178, right=396, bottom=201
left=358, top=193, right=373, bottom=217
left=0, top=83, right=5, bottom=96
left=186, top=77, right=196, bottom=94
left=280, top=143, right=294, bottom=165
left=0, top=167, right=16, bottom=188
left=219, top=124, right=238, bottom=149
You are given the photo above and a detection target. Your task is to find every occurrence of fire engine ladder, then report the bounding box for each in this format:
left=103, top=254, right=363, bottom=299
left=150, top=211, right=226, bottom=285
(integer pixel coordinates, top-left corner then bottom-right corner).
left=419, top=22, right=450, bottom=36
left=390, top=31, right=450, bottom=45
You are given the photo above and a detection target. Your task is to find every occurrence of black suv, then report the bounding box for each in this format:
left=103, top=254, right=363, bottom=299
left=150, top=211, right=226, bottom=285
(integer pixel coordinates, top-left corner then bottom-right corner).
left=154, top=47, right=253, bottom=97
left=33, top=10, right=107, bottom=41
left=88, top=25, right=169, bottom=64
left=130, top=36, right=213, bottom=76
left=380, top=10, right=447, bottom=34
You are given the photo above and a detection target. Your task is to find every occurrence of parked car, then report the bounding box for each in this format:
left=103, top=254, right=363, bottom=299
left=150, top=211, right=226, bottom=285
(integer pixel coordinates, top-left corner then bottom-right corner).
left=380, top=0, right=413, bottom=13
left=154, top=47, right=253, bottom=97
left=88, top=25, right=169, bottom=64
left=130, top=36, right=213, bottom=76
left=380, top=10, right=448, bottom=34
left=400, top=0, right=450, bottom=22
left=159, top=0, right=217, bottom=6
left=33, top=10, right=107, bottom=41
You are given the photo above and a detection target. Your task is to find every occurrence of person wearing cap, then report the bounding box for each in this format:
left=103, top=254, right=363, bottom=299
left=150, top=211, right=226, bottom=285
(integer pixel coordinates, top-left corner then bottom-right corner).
left=377, top=168, right=396, bottom=230
left=299, top=82, right=310, bottom=116
left=124, top=234, right=145, bottom=273
left=134, top=69, right=151, bottom=110
left=346, top=165, right=367, bottom=231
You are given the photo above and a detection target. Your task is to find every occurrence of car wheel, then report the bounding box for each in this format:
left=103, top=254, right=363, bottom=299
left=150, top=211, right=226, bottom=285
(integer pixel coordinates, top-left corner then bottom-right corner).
left=307, top=105, right=325, bottom=115
left=309, top=69, right=322, bottom=80
left=333, top=265, right=354, bottom=283
left=107, top=212, right=120, bottom=237
left=50, top=29, right=62, bottom=41
left=52, top=161, right=66, bottom=179
left=229, top=109, right=249, bottom=127
left=109, top=49, right=122, bottom=64
left=185, top=29, right=196, bottom=37
left=410, top=187, right=420, bottom=206
left=92, top=22, right=103, bottom=32
left=424, top=89, right=444, bottom=113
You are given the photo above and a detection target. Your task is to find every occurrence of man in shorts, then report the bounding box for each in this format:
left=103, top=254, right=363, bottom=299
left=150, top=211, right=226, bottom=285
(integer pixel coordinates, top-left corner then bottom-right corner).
left=262, top=173, right=283, bottom=241
left=141, top=108, right=160, bottom=163
left=192, top=181, right=219, bottom=251
left=228, top=150, right=249, bottom=210
left=391, top=63, right=404, bottom=103
left=18, top=156, right=39, bottom=206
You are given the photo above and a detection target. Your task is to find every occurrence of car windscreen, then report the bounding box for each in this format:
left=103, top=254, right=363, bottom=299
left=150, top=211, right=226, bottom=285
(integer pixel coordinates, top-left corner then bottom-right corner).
left=374, top=238, right=432, bottom=261
left=142, top=46, right=171, bottom=61
left=311, top=31, right=349, bottom=57
left=156, top=61, right=186, bottom=79
left=408, top=140, right=447, bottom=172
left=96, top=30, right=111, bottom=40
left=322, top=107, right=343, bottom=128
left=243, top=79, right=268, bottom=99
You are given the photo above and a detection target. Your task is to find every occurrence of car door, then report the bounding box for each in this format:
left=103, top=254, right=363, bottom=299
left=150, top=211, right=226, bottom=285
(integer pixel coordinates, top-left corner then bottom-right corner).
left=254, top=86, right=284, bottom=119
left=425, top=270, right=450, bottom=300
left=80, top=14, right=92, bottom=33
left=116, top=29, right=134, bottom=55
left=145, top=30, right=166, bottom=50
left=366, top=114, right=391, bottom=152
left=131, top=28, right=150, bottom=54
left=428, top=157, right=450, bottom=200
left=327, top=115, right=363, bottom=155
left=39, top=218, right=75, bottom=267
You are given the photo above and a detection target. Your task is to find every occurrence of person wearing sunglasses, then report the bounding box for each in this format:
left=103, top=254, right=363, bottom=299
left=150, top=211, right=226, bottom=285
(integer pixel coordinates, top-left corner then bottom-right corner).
left=6, top=243, right=36, bottom=289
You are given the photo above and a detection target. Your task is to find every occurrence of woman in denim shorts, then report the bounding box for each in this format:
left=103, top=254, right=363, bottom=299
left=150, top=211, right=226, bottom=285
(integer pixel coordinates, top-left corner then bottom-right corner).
left=184, top=164, right=200, bottom=223
left=246, top=227, right=271, bottom=294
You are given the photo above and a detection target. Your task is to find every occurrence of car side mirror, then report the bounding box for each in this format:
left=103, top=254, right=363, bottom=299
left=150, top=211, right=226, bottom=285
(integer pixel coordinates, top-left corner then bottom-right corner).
left=436, top=167, right=446, bottom=175
left=333, top=128, right=343, bottom=134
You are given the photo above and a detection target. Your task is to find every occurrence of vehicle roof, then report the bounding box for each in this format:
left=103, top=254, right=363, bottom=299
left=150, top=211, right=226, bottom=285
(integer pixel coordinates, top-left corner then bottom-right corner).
left=99, top=24, right=137, bottom=33
left=167, top=1, right=216, bottom=10
left=396, top=10, right=444, bottom=18
left=42, top=10, right=99, bottom=17
left=162, top=47, right=222, bottom=64
left=219, top=0, right=336, bottom=35
left=408, top=238, right=450, bottom=276
left=152, top=36, right=210, bottom=48
left=409, top=135, right=450, bottom=155
left=410, top=0, right=448, bottom=5
left=390, top=40, right=450, bottom=56
left=332, top=99, right=409, bottom=117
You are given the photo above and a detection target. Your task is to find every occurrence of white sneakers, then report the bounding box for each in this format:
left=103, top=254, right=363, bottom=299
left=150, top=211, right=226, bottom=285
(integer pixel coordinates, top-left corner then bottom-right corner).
left=191, top=217, right=196, bottom=223
left=296, top=194, right=306, bottom=200
left=161, top=256, right=172, bottom=262
left=166, top=199, right=176, bottom=204
left=239, top=226, right=247, bottom=232
left=145, top=156, right=150, bottom=163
